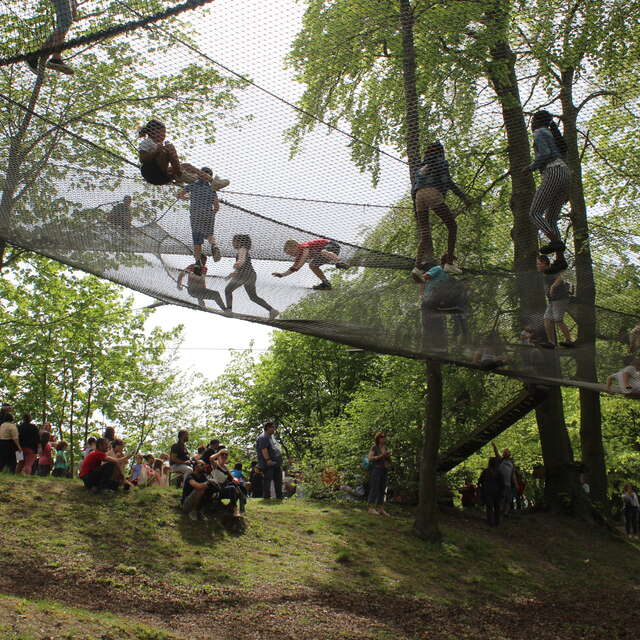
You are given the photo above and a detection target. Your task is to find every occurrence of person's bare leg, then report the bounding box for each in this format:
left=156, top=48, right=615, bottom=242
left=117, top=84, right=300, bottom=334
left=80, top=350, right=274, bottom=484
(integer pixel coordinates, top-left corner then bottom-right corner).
left=180, top=163, right=213, bottom=183
left=206, top=235, right=221, bottom=261
left=194, top=244, right=203, bottom=263
left=310, top=264, right=327, bottom=283
left=320, top=249, right=340, bottom=263
left=414, top=208, right=434, bottom=267
left=558, top=321, right=572, bottom=342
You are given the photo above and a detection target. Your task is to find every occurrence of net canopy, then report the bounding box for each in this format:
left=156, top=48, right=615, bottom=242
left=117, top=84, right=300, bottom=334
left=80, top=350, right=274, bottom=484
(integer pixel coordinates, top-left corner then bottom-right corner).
left=1, top=0, right=639, bottom=397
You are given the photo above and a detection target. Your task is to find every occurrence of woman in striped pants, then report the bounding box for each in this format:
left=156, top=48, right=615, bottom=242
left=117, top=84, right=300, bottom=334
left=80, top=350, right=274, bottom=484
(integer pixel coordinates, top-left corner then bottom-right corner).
left=523, top=110, right=571, bottom=275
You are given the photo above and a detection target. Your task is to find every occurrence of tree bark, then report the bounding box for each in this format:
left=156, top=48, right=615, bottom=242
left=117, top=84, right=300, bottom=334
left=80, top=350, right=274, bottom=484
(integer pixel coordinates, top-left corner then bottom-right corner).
left=484, top=3, right=580, bottom=512
left=559, top=68, right=607, bottom=508
left=414, top=361, right=443, bottom=542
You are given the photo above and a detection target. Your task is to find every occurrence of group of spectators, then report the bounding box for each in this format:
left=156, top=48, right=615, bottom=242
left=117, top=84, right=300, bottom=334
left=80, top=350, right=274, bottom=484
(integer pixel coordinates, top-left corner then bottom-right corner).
left=0, top=405, right=71, bottom=477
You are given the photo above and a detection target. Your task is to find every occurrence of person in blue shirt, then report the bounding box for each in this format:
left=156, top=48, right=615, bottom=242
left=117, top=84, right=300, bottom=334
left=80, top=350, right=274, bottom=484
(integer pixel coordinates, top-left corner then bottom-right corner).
left=416, top=259, right=451, bottom=353
left=522, top=110, right=571, bottom=275
left=178, top=167, right=226, bottom=265
left=411, top=142, right=471, bottom=281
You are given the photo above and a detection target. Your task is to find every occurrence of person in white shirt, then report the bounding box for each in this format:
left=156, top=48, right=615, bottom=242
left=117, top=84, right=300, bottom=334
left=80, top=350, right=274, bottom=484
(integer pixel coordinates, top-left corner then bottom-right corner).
left=137, top=119, right=229, bottom=188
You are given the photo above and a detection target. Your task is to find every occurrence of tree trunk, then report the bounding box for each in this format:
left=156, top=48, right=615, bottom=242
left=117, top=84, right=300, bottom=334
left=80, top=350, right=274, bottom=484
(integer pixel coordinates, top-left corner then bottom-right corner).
left=559, top=68, right=607, bottom=508
left=399, top=0, right=443, bottom=541
left=484, top=5, right=579, bottom=512
left=414, top=361, right=443, bottom=542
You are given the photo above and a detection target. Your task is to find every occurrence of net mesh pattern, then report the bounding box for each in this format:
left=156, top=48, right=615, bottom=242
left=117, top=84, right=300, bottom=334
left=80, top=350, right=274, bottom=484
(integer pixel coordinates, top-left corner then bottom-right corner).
left=1, top=0, right=639, bottom=396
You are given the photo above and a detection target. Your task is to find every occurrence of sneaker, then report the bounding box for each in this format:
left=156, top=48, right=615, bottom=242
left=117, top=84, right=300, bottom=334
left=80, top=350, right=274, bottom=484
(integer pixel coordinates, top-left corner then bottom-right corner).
left=26, top=56, right=39, bottom=75
left=46, top=58, right=74, bottom=75
left=559, top=340, right=575, bottom=348
left=539, top=240, right=565, bottom=255
left=443, top=262, right=463, bottom=275
left=211, top=175, right=230, bottom=190
left=188, top=510, right=198, bottom=521
left=211, top=244, right=221, bottom=262
left=269, top=308, right=280, bottom=320
left=411, top=266, right=424, bottom=283
left=544, top=258, right=568, bottom=274
left=334, top=262, right=349, bottom=270
left=312, top=281, right=331, bottom=290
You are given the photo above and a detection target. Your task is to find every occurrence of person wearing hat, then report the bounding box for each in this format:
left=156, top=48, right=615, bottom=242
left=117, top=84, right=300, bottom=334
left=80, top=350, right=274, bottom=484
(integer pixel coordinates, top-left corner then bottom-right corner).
left=256, top=421, right=283, bottom=500
left=177, top=166, right=228, bottom=265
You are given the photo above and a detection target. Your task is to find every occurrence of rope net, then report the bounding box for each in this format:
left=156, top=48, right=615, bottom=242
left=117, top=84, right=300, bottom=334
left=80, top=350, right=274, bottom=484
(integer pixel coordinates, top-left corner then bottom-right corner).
left=1, top=0, right=639, bottom=397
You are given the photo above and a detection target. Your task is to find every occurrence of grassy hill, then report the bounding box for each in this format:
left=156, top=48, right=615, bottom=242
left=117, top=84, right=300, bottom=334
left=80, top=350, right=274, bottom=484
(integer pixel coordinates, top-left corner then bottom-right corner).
left=0, top=474, right=638, bottom=640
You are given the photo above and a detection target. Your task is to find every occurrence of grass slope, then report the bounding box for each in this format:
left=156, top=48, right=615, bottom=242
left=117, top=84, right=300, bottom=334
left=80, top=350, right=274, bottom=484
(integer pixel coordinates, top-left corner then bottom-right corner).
left=0, top=474, right=638, bottom=639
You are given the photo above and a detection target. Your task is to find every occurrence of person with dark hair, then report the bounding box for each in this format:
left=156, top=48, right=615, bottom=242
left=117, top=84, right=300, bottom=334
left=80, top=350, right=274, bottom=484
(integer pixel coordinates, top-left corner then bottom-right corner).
left=201, top=439, right=221, bottom=466
left=37, top=431, right=54, bottom=476
left=272, top=238, right=348, bottom=290
left=79, top=437, right=131, bottom=493
left=137, top=120, right=228, bottom=188
left=536, top=255, right=574, bottom=348
left=367, top=432, right=391, bottom=516
left=411, top=141, right=471, bottom=280
left=178, top=167, right=223, bottom=264
left=107, top=196, right=133, bottom=230
left=225, top=234, right=279, bottom=319
left=17, top=413, right=40, bottom=475
left=523, top=110, right=571, bottom=275
left=177, top=256, right=227, bottom=310
left=478, top=456, right=503, bottom=526
left=181, top=459, right=213, bottom=520
left=0, top=410, right=21, bottom=473
left=81, top=436, right=97, bottom=459
left=52, top=441, right=70, bottom=477
left=26, top=0, right=77, bottom=75
left=103, top=426, right=116, bottom=443
left=249, top=460, right=263, bottom=498
left=170, top=429, right=192, bottom=479
left=256, top=421, right=283, bottom=500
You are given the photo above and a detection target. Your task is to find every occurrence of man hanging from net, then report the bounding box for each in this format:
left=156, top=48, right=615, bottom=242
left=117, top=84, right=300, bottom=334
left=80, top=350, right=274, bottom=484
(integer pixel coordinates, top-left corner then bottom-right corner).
left=272, top=238, right=349, bottom=290
left=411, top=141, right=472, bottom=282
left=26, top=0, right=77, bottom=75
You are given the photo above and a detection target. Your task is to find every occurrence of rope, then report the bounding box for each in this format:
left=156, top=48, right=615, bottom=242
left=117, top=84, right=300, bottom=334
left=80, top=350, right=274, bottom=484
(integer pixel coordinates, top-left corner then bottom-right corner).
left=0, top=0, right=216, bottom=67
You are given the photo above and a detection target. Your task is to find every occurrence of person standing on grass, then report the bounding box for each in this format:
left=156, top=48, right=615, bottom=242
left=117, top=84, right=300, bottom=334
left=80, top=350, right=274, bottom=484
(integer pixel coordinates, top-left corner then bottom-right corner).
left=493, top=443, right=516, bottom=516
left=478, top=457, right=503, bottom=527
left=367, top=432, right=391, bottom=516
left=256, top=421, right=283, bottom=500
left=622, top=484, right=639, bottom=539
left=0, top=409, right=22, bottom=473
left=52, top=441, right=70, bottom=477
left=17, top=413, right=40, bottom=475
left=37, top=431, right=54, bottom=476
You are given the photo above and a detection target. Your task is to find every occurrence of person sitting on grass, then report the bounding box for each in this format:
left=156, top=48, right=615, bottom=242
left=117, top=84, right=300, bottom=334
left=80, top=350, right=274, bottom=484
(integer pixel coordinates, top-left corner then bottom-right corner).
left=152, top=458, right=168, bottom=486
left=607, top=359, right=640, bottom=395
left=231, top=462, right=252, bottom=500
left=272, top=238, right=348, bottom=290
left=79, top=437, right=132, bottom=493
left=51, top=440, right=70, bottom=477
left=536, top=255, right=574, bottom=348
left=182, top=459, right=214, bottom=521
left=210, top=449, right=245, bottom=516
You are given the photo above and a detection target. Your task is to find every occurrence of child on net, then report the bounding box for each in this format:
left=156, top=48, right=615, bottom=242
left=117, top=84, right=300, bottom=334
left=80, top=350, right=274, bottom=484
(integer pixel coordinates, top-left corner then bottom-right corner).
left=138, top=120, right=229, bottom=188
left=607, top=359, right=640, bottom=394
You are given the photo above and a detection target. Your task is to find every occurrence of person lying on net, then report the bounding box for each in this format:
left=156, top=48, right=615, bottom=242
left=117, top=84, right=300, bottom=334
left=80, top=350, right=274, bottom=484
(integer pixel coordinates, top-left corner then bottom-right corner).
left=177, top=256, right=226, bottom=311
left=607, top=359, right=640, bottom=395
left=225, top=234, right=279, bottom=319
left=411, top=141, right=472, bottom=281
left=138, top=120, right=230, bottom=188
left=26, top=0, right=77, bottom=75
left=522, top=111, right=570, bottom=275
left=272, top=238, right=348, bottom=290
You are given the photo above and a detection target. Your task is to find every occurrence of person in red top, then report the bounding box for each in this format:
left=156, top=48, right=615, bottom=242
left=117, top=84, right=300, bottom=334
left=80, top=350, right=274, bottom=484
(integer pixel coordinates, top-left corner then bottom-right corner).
left=272, top=238, right=348, bottom=290
left=79, top=437, right=132, bottom=493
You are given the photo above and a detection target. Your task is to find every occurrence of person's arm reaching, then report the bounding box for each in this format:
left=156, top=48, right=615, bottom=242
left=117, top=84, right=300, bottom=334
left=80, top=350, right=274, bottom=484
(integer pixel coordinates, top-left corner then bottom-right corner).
left=212, top=192, right=220, bottom=214
left=176, top=188, right=189, bottom=201
left=273, top=249, right=309, bottom=278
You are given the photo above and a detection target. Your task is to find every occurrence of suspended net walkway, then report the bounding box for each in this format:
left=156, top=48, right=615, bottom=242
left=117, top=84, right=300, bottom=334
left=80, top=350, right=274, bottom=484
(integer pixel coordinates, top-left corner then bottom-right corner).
left=1, top=0, right=639, bottom=397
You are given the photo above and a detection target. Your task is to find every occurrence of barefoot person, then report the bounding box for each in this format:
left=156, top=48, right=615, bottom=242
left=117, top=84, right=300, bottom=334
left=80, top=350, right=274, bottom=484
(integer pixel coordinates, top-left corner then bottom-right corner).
left=367, top=432, right=391, bottom=516
left=272, top=238, right=348, bottom=290
left=27, top=0, right=77, bottom=75
left=225, top=234, right=278, bottom=319
left=177, top=167, right=223, bottom=264
left=138, top=120, right=230, bottom=188
left=522, top=110, right=571, bottom=275
left=411, top=141, right=471, bottom=280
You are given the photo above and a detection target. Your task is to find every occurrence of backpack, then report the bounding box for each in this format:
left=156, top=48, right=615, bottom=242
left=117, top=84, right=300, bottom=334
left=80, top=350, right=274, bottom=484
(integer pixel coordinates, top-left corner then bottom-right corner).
left=361, top=454, right=372, bottom=470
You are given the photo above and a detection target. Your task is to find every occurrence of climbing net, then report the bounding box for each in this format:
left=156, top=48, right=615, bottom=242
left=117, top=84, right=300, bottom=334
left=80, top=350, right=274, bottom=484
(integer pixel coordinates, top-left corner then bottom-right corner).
left=1, top=0, right=639, bottom=395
